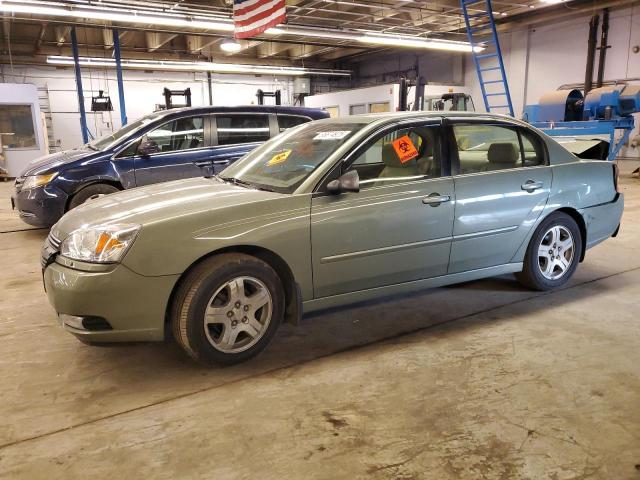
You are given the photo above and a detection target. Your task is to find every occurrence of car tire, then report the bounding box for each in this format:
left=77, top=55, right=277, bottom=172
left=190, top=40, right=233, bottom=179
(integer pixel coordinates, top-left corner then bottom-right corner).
left=68, top=183, right=120, bottom=210
left=516, top=212, right=583, bottom=291
left=170, top=253, right=284, bottom=366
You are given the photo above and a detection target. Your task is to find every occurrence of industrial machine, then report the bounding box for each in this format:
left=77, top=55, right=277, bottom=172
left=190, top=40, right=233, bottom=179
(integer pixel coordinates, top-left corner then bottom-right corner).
left=156, top=88, right=192, bottom=111
left=523, top=84, right=640, bottom=161
left=256, top=89, right=282, bottom=106
left=397, top=77, right=474, bottom=112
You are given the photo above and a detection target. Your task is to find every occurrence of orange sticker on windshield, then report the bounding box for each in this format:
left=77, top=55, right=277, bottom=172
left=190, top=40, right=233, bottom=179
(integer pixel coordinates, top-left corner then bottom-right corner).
left=392, top=135, right=419, bottom=163
left=267, top=149, right=291, bottom=166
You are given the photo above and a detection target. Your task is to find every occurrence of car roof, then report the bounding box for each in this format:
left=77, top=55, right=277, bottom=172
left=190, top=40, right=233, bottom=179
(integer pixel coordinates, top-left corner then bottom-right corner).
left=157, top=105, right=328, bottom=119
left=309, top=110, right=531, bottom=130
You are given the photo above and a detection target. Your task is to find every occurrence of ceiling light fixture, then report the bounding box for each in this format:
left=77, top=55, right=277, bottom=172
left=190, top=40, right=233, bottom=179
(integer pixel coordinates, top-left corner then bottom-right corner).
left=358, top=35, right=485, bottom=52
left=46, top=55, right=352, bottom=76
left=0, top=0, right=481, bottom=53
left=220, top=39, right=242, bottom=53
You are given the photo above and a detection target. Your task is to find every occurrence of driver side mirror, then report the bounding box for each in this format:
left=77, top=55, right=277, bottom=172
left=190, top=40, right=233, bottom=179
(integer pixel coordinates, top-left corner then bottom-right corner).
left=327, top=170, right=360, bottom=195
left=137, top=136, right=160, bottom=157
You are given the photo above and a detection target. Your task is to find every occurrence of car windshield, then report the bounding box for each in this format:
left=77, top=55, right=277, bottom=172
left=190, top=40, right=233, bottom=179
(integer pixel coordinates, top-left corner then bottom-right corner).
left=220, top=121, right=367, bottom=193
left=89, top=112, right=164, bottom=150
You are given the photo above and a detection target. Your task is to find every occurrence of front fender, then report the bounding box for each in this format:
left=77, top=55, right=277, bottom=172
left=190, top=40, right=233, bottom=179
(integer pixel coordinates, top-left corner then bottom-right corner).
left=121, top=194, right=315, bottom=301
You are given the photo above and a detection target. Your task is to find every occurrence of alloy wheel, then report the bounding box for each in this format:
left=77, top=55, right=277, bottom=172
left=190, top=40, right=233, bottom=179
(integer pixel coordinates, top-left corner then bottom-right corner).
left=203, top=276, right=273, bottom=353
left=537, top=225, right=575, bottom=281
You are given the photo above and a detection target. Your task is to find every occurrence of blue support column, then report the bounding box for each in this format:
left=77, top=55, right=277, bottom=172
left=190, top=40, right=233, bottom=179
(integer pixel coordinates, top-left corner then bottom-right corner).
left=70, top=27, right=89, bottom=144
left=112, top=28, right=127, bottom=126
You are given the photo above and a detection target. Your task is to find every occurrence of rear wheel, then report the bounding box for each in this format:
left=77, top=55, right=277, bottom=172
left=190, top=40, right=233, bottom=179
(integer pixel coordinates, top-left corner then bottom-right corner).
left=171, top=253, right=284, bottom=366
left=68, top=183, right=120, bottom=210
left=517, top=212, right=582, bottom=291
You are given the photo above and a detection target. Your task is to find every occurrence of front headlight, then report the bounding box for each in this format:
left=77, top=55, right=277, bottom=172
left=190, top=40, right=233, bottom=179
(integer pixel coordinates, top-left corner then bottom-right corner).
left=22, top=172, right=59, bottom=189
left=60, top=224, right=141, bottom=263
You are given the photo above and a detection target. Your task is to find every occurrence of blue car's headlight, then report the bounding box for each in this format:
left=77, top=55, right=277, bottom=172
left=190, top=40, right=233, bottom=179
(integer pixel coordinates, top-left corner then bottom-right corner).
left=60, top=223, right=141, bottom=263
left=22, top=172, right=58, bottom=189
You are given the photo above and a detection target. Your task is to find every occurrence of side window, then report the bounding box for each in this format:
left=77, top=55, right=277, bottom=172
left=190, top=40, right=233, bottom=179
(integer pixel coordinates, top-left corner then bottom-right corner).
left=520, top=129, right=546, bottom=167
left=346, top=125, right=441, bottom=189
left=278, top=115, right=309, bottom=132
left=147, top=116, right=204, bottom=153
left=216, top=114, right=270, bottom=145
left=453, top=124, right=521, bottom=174
left=116, top=138, right=141, bottom=158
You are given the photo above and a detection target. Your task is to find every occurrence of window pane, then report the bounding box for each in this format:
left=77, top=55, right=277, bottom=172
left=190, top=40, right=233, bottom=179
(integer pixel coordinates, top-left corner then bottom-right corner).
left=217, top=114, right=270, bottom=145
left=349, top=125, right=441, bottom=189
left=454, top=124, right=522, bottom=174
left=148, top=116, right=204, bottom=153
left=278, top=115, right=308, bottom=133
left=369, top=102, right=390, bottom=113
left=521, top=129, right=545, bottom=167
left=0, top=105, right=37, bottom=149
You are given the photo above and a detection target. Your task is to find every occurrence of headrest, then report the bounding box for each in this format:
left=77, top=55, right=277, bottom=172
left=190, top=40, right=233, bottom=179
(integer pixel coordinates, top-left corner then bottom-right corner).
left=382, top=143, right=403, bottom=167
left=488, top=143, right=519, bottom=164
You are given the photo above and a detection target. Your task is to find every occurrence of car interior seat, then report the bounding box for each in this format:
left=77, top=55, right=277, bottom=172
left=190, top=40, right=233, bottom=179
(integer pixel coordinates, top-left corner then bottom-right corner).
left=377, top=143, right=421, bottom=181
left=487, top=142, right=520, bottom=169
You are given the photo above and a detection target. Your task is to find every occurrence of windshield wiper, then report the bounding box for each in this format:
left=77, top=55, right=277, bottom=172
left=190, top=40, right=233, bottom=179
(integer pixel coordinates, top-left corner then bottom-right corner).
left=218, top=176, right=276, bottom=192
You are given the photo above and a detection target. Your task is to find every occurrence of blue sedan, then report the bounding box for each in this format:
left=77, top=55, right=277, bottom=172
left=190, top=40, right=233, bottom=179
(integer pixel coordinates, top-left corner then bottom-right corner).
left=12, top=105, right=329, bottom=227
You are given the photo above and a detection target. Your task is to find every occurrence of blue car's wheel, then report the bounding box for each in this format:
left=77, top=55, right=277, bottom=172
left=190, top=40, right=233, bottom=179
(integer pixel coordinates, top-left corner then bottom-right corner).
left=517, top=212, right=582, bottom=291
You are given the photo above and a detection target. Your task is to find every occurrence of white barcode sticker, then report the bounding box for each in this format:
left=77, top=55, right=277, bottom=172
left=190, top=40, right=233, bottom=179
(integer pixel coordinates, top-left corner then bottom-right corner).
left=313, top=131, right=351, bottom=140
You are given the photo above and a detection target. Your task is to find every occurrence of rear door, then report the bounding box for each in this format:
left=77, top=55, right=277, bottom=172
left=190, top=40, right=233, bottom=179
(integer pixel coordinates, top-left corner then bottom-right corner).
left=311, top=120, right=455, bottom=298
left=132, top=114, right=211, bottom=186
left=448, top=119, right=552, bottom=273
left=209, top=113, right=272, bottom=173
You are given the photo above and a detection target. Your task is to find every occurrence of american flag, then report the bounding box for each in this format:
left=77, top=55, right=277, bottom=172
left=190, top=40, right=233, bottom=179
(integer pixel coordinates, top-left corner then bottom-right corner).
left=233, top=0, right=287, bottom=39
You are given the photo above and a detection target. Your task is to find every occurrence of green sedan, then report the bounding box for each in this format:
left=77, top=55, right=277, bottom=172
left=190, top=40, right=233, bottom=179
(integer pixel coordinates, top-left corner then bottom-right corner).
left=42, top=112, right=624, bottom=365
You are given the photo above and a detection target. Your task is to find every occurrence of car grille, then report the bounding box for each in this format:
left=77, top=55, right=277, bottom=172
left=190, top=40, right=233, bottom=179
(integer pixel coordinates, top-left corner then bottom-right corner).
left=14, top=177, right=24, bottom=193
left=41, top=231, right=62, bottom=269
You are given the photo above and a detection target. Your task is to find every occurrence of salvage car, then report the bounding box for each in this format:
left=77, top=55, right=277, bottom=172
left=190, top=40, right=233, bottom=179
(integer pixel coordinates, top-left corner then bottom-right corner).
left=41, top=112, right=623, bottom=365
left=12, top=105, right=328, bottom=227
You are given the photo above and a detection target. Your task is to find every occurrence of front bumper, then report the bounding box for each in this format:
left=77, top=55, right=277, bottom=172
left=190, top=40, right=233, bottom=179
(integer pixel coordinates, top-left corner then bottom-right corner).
left=12, top=183, right=67, bottom=228
left=43, top=259, right=180, bottom=342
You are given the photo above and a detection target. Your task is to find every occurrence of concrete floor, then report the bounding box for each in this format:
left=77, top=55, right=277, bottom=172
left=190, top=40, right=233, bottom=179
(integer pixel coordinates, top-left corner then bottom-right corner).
left=0, top=161, right=639, bottom=480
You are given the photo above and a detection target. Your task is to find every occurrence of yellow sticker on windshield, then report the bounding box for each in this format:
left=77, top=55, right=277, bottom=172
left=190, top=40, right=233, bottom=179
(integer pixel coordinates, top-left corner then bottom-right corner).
left=267, top=149, right=292, bottom=166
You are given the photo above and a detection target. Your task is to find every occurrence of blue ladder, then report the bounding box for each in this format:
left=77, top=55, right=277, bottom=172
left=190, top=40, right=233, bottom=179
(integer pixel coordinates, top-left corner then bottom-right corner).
left=461, top=0, right=514, bottom=116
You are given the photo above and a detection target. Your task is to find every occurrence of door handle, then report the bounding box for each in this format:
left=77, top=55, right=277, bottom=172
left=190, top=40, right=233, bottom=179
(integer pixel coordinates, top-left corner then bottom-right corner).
left=422, top=193, right=451, bottom=206
left=212, top=159, right=231, bottom=165
left=193, top=160, right=212, bottom=167
left=521, top=180, right=544, bottom=192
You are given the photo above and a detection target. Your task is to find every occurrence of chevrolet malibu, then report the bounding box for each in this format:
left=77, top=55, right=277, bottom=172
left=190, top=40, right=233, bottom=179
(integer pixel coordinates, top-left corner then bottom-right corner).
left=42, top=112, right=623, bottom=365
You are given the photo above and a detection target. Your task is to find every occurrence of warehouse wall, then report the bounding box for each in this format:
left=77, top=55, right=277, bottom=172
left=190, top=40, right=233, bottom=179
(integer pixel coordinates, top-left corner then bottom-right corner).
left=0, top=65, right=294, bottom=150
left=465, top=5, right=640, bottom=158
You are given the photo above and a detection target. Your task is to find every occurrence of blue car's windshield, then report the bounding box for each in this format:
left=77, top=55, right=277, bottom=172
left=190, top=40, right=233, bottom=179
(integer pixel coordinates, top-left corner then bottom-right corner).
left=220, top=121, right=367, bottom=194
left=89, top=112, right=164, bottom=151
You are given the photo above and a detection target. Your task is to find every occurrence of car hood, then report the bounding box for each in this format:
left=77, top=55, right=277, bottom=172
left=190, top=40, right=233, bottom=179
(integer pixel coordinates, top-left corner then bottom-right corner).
left=51, top=177, right=286, bottom=239
left=20, top=146, right=101, bottom=176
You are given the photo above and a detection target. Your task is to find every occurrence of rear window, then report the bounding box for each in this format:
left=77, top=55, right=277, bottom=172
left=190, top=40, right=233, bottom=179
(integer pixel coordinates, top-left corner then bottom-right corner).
left=278, top=115, right=310, bottom=133
left=216, top=114, right=270, bottom=145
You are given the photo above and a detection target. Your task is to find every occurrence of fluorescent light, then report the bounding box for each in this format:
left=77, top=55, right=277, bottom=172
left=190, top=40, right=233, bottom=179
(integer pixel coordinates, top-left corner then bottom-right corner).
left=220, top=39, right=242, bottom=53
left=46, top=55, right=352, bottom=76
left=359, top=35, right=485, bottom=52
left=0, top=1, right=480, bottom=53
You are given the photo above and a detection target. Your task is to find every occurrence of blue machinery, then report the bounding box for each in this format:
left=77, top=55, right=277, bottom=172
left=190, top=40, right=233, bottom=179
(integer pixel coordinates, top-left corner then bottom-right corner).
left=70, top=27, right=128, bottom=144
left=460, top=0, right=514, bottom=117
left=523, top=85, right=640, bottom=161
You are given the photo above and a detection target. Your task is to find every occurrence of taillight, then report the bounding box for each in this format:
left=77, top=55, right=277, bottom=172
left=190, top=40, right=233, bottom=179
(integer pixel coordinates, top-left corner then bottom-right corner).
left=613, top=163, right=620, bottom=193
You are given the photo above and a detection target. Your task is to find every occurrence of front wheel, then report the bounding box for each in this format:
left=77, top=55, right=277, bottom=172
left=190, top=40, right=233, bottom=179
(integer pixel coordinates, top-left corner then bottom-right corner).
left=517, top=212, right=582, bottom=291
left=170, top=253, right=284, bottom=366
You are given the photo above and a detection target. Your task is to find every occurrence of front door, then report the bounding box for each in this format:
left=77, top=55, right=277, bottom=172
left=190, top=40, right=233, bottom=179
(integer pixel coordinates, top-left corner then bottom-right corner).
left=133, top=115, right=210, bottom=186
left=448, top=120, right=552, bottom=273
left=311, top=122, right=455, bottom=299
